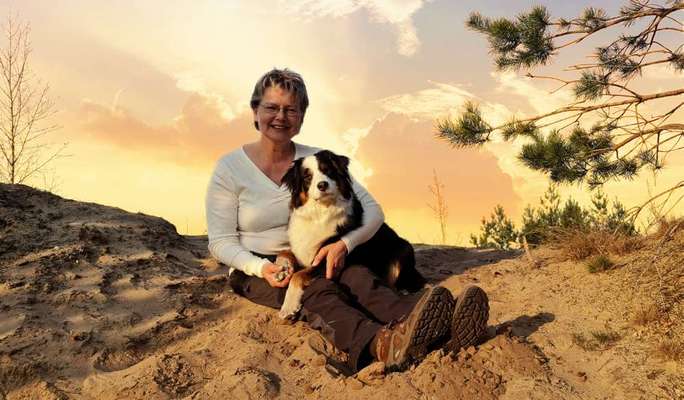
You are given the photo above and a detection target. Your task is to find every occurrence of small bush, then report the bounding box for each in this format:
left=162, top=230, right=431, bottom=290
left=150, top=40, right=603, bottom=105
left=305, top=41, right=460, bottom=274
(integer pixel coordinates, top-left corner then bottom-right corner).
left=590, top=330, right=621, bottom=346
left=572, top=329, right=621, bottom=351
left=571, top=332, right=597, bottom=351
left=586, top=254, right=614, bottom=273
left=558, top=230, right=603, bottom=260
left=632, top=304, right=662, bottom=326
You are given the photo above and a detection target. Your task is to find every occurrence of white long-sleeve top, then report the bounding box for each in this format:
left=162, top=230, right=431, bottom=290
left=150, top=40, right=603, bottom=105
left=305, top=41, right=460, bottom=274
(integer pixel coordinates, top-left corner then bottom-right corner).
left=206, top=142, right=384, bottom=278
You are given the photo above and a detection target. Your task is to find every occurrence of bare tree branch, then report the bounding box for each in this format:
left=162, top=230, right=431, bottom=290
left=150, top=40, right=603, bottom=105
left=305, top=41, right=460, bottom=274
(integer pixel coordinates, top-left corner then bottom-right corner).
left=0, top=15, right=64, bottom=186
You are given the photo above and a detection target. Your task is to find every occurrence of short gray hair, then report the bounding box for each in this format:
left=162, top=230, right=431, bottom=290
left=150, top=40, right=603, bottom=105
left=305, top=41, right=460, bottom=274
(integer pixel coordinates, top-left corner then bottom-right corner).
left=250, top=68, right=309, bottom=131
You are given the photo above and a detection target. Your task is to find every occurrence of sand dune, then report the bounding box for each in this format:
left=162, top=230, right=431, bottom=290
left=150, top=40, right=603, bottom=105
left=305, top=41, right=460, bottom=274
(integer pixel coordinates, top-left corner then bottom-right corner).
left=0, top=184, right=681, bottom=399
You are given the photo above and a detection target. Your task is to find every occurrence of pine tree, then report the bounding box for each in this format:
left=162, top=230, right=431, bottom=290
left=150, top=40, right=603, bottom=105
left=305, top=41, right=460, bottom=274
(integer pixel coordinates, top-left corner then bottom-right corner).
left=437, top=1, right=684, bottom=217
left=470, top=204, right=518, bottom=250
left=473, top=185, right=636, bottom=249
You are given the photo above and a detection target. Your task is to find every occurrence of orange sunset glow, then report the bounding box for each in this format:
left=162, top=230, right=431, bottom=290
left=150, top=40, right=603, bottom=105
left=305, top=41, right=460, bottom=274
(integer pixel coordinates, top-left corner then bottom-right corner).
left=6, top=0, right=683, bottom=244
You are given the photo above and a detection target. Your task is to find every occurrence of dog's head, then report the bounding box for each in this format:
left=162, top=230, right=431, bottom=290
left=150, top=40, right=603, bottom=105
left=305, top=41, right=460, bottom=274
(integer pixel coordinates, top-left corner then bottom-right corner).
left=282, top=150, right=353, bottom=209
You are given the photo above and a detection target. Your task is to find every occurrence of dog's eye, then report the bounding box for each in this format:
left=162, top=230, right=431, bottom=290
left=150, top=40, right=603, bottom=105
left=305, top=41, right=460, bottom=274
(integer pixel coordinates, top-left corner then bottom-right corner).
left=303, top=168, right=312, bottom=181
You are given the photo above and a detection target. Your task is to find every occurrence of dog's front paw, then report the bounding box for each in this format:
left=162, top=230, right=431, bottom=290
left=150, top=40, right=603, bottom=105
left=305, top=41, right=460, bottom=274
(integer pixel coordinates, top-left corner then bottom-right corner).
left=276, top=251, right=297, bottom=270
left=278, top=303, right=301, bottom=320
left=279, top=284, right=304, bottom=320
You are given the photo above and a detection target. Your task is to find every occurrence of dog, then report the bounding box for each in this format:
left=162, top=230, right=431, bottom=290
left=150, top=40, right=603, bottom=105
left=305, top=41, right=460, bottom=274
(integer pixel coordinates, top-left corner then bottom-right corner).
left=276, top=149, right=426, bottom=319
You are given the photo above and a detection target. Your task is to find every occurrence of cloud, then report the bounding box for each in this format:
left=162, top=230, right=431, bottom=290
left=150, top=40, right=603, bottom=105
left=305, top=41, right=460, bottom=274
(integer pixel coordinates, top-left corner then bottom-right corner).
left=79, top=92, right=257, bottom=168
left=369, top=78, right=564, bottom=221
left=375, top=80, right=516, bottom=127
left=174, top=72, right=244, bottom=121
left=376, top=81, right=473, bottom=120
left=492, top=71, right=575, bottom=115
left=283, top=0, right=430, bottom=56
left=365, top=74, right=658, bottom=238
left=355, top=112, right=520, bottom=245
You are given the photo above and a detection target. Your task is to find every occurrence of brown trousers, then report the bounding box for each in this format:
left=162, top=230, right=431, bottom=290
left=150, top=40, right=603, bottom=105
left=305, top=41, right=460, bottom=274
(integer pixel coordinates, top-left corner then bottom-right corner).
left=228, top=259, right=420, bottom=371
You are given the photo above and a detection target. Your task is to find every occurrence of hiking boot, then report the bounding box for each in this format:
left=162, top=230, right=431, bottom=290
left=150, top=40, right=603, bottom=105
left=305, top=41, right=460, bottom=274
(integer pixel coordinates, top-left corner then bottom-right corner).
left=445, top=285, right=489, bottom=353
left=372, top=286, right=454, bottom=371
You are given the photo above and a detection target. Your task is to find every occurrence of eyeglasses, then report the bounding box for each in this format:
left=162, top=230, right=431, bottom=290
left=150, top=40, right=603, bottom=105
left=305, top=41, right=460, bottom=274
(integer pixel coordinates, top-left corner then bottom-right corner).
left=259, top=103, right=302, bottom=118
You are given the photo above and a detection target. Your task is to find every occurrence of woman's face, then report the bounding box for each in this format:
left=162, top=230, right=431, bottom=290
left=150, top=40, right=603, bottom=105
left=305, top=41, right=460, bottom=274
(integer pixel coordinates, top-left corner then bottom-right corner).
left=253, top=85, right=304, bottom=145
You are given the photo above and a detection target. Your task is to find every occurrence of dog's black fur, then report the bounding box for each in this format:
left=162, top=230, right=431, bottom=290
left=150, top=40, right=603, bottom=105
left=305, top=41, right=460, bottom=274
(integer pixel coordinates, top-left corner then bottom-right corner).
left=283, top=150, right=426, bottom=292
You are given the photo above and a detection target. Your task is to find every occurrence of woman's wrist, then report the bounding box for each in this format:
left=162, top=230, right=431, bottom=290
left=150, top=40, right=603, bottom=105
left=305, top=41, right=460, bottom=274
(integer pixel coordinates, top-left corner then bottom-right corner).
left=339, top=237, right=352, bottom=254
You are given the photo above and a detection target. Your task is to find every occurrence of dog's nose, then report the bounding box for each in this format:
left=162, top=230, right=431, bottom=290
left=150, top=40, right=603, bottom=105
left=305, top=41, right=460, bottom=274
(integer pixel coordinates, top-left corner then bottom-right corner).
left=317, top=181, right=329, bottom=192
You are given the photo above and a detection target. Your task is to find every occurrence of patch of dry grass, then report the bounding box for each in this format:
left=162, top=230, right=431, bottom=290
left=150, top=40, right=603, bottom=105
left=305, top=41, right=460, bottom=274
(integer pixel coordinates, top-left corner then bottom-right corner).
left=632, top=304, right=662, bottom=326
left=571, top=332, right=596, bottom=351
left=591, top=330, right=621, bottom=346
left=650, top=218, right=684, bottom=242
left=657, top=339, right=684, bottom=362
left=572, top=329, right=622, bottom=351
left=553, top=229, right=642, bottom=261
left=632, top=218, right=684, bottom=363
left=544, top=218, right=684, bottom=365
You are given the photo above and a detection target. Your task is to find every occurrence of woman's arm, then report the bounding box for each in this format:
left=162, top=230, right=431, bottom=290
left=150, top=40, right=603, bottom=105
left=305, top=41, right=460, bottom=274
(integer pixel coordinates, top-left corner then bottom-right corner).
left=205, top=161, right=268, bottom=278
left=340, top=176, right=385, bottom=252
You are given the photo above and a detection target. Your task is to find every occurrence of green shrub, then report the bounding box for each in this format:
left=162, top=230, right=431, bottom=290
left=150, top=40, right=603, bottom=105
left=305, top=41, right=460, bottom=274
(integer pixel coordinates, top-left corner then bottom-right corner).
left=472, top=184, right=637, bottom=250
left=470, top=205, right=517, bottom=250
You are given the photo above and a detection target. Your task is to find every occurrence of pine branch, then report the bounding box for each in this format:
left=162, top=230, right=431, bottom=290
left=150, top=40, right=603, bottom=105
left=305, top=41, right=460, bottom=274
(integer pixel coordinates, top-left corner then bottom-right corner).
left=442, top=2, right=684, bottom=210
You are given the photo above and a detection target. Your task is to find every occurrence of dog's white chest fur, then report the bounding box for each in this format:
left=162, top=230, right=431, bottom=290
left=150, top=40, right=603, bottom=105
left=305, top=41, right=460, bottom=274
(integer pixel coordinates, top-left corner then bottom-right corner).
left=288, top=199, right=351, bottom=267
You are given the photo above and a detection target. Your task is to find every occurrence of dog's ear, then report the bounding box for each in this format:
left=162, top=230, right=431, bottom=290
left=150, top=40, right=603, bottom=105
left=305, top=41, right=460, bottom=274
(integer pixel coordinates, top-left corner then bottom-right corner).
left=338, top=175, right=353, bottom=200
left=316, top=150, right=350, bottom=175
left=334, top=154, right=350, bottom=171
left=282, top=158, right=305, bottom=208
left=330, top=153, right=353, bottom=200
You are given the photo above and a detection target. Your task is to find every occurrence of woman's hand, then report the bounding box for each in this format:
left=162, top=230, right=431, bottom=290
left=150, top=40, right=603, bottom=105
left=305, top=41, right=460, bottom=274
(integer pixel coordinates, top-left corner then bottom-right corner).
left=312, top=240, right=348, bottom=280
left=262, top=262, right=292, bottom=288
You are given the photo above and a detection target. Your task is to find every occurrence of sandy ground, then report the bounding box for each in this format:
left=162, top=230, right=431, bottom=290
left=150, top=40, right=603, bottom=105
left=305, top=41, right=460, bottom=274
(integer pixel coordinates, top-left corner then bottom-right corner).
left=0, top=183, right=682, bottom=399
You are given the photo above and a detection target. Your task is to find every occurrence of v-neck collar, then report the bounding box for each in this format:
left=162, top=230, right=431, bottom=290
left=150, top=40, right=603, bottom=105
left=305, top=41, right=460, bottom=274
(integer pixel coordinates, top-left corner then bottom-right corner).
left=240, top=143, right=298, bottom=190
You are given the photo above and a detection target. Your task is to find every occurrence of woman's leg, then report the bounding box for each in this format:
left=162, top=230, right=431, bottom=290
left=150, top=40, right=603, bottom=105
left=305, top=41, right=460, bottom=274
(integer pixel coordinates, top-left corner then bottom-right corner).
left=230, top=269, right=454, bottom=372
left=301, top=277, right=454, bottom=372
left=337, top=264, right=420, bottom=324
left=337, top=266, right=490, bottom=355
left=299, top=277, right=383, bottom=371
left=228, top=269, right=286, bottom=309
left=229, top=268, right=383, bottom=371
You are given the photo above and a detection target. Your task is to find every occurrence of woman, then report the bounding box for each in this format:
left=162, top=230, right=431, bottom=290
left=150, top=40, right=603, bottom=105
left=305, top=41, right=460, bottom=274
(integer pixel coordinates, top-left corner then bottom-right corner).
left=205, top=68, right=488, bottom=373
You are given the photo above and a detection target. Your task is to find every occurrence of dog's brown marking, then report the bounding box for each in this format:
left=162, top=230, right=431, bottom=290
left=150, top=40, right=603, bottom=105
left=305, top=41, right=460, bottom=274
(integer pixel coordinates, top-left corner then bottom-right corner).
left=386, top=261, right=401, bottom=288
left=282, top=158, right=310, bottom=209
left=298, top=191, right=308, bottom=206
left=289, top=267, right=316, bottom=291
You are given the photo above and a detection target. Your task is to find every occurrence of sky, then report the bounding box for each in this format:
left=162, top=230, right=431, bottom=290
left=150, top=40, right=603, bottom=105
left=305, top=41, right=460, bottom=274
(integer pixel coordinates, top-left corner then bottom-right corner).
left=3, top=0, right=682, bottom=244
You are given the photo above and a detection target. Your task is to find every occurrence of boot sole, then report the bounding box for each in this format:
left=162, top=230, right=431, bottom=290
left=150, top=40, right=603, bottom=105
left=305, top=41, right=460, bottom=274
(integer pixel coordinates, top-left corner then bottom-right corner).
left=386, top=286, right=455, bottom=372
left=445, top=285, right=489, bottom=353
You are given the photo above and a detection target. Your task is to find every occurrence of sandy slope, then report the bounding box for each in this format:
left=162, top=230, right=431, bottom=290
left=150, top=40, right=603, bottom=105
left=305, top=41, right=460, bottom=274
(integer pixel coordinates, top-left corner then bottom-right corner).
left=0, top=184, right=681, bottom=399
